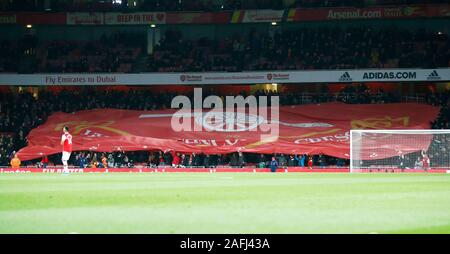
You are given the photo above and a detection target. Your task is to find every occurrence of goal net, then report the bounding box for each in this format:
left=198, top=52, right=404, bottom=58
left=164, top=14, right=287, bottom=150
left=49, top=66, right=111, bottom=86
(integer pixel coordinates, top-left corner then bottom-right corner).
left=350, top=130, right=450, bottom=173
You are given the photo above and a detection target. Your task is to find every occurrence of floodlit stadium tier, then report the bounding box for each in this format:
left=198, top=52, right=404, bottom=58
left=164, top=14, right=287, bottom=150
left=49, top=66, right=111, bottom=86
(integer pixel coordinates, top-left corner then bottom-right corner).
left=350, top=129, right=450, bottom=173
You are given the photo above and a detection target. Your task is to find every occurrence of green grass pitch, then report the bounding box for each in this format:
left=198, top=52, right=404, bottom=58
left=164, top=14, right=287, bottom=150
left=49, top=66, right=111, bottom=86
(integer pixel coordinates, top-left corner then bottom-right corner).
left=0, top=173, right=449, bottom=233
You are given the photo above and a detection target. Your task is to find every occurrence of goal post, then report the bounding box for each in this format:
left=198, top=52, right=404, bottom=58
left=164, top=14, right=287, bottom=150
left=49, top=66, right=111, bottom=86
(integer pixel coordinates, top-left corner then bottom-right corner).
left=350, top=129, right=450, bottom=173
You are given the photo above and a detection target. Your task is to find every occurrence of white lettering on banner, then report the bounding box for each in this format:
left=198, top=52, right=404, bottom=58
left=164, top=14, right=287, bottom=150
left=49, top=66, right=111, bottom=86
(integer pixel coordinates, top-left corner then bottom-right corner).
left=0, top=69, right=449, bottom=85
left=242, top=10, right=284, bottom=23
left=67, top=12, right=103, bottom=25
left=105, top=12, right=166, bottom=24
left=0, top=168, right=31, bottom=173
left=182, top=139, right=242, bottom=146
left=383, top=8, right=405, bottom=17
left=326, top=6, right=420, bottom=20
left=42, top=168, right=84, bottom=173
left=294, top=132, right=349, bottom=144
left=183, top=139, right=217, bottom=146
left=0, top=168, right=80, bottom=174
left=327, top=9, right=382, bottom=19
left=0, top=14, right=16, bottom=24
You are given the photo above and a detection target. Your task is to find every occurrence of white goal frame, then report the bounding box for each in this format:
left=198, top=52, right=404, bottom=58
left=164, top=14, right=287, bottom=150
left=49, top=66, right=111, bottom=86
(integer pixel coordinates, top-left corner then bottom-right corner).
left=350, top=129, right=450, bottom=173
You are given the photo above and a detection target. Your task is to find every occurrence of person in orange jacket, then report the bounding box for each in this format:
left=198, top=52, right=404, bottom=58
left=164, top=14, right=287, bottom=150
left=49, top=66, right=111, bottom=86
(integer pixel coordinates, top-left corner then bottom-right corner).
left=10, top=154, right=21, bottom=168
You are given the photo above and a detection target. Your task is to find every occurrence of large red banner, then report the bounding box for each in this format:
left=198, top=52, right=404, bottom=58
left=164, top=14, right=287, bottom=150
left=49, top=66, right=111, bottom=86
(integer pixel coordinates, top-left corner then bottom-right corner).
left=17, top=103, right=439, bottom=161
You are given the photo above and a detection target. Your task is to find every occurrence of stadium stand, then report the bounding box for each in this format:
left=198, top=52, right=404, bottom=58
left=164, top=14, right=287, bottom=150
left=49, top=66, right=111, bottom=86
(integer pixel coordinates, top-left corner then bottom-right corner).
left=1, top=27, right=449, bottom=73
left=148, top=27, right=450, bottom=72
left=0, top=1, right=448, bottom=169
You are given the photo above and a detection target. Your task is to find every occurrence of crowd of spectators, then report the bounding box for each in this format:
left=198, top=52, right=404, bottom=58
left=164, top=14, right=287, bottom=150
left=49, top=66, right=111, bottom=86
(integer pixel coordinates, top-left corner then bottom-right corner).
left=148, top=27, right=450, bottom=72
left=0, top=86, right=449, bottom=168
left=0, top=34, right=38, bottom=73
left=1, top=0, right=447, bottom=12
left=0, top=32, right=144, bottom=73
left=2, top=26, right=449, bottom=74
